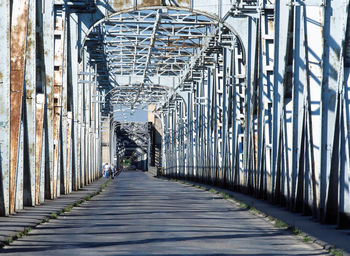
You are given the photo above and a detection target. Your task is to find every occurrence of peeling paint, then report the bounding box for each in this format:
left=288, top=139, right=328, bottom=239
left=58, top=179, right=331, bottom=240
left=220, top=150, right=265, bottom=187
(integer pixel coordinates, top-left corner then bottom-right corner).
left=112, top=0, right=133, bottom=11
left=139, top=0, right=162, bottom=8
left=10, top=0, right=29, bottom=214
left=177, top=0, right=190, bottom=5
left=35, top=94, right=45, bottom=205
left=66, top=113, right=72, bottom=194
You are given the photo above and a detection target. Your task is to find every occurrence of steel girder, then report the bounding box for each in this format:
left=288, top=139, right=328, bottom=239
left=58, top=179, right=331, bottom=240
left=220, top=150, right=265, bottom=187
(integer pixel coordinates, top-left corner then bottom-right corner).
left=0, top=0, right=102, bottom=216
left=163, top=0, right=350, bottom=229
left=2, top=0, right=350, bottom=231
left=90, top=8, right=229, bottom=110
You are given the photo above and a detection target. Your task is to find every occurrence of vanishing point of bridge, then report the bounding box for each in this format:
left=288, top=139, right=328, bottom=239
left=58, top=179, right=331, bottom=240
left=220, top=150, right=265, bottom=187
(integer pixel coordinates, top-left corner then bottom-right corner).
left=1, top=0, right=350, bottom=253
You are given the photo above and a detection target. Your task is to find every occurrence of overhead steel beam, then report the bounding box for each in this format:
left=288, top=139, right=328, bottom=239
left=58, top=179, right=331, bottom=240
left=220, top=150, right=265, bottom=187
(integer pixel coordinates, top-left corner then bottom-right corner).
left=131, top=10, right=161, bottom=108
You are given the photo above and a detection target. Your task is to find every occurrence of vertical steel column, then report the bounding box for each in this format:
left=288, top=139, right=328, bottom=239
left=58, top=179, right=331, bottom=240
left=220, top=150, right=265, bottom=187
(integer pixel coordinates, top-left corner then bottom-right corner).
left=241, top=17, right=256, bottom=190
left=339, top=10, right=350, bottom=226
left=9, top=0, right=29, bottom=213
left=272, top=0, right=292, bottom=205
left=199, top=77, right=206, bottom=180
left=66, top=112, right=72, bottom=194
left=211, top=65, right=219, bottom=182
left=24, top=0, right=37, bottom=207
left=70, top=12, right=79, bottom=191
left=291, top=3, right=307, bottom=211
left=215, top=58, right=222, bottom=182
left=43, top=0, right=55, bottom=199
left=35, top=94, right=45, bottom=204
left=15, top=123, right=24, bottom=211
left=0, top=0, right=11, bottom=216
left=206, top=68, right=212, bottom=182
left=301, top=4, right=323, bottom=216
left=222, top=48, right=229, bottom=184
left=320, top=0, right=348, bottom=222
left=87, top=66, right=92, bottom=184
left=194, top=83, right=200, bottom=178
left=230, top=45, right=238, bottom=188
left=53, top=6, right=65, bottom=198
left=77, top=59, right=83, bottom=189
left=61, top=5, right=69, bottom=195
left=187, top=93, right=193, bottom=178
left=226, top=47, right=232, bottom=186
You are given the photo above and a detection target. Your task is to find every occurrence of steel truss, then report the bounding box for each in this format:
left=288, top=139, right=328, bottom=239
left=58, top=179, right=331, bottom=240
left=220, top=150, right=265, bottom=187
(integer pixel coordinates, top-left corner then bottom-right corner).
left=1, top=0, right=350, bottom=231
left=161, top=0, right=350, bottom=228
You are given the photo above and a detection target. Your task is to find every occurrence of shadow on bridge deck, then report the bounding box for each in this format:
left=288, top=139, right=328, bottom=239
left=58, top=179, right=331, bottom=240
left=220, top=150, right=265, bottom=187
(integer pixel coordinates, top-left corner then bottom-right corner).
left=0, top=171, right=338, bottom=255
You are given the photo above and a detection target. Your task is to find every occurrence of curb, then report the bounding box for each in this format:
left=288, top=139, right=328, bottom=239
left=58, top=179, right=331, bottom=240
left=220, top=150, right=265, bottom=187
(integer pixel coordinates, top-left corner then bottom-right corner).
left=159, top=176, right=348, bottom=256
left=0, top=178, right=112, bottom=248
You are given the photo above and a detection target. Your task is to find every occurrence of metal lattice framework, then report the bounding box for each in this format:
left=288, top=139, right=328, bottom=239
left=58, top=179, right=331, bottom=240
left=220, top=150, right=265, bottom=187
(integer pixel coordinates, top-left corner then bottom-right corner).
left=2, top=0, right=350, bottom=235
left=86, top=8, right=237, bottom=110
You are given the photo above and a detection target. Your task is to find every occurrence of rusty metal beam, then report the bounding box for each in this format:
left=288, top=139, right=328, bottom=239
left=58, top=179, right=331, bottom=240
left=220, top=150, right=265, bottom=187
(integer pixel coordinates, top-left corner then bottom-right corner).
left=23, top=0, right=37, bottom=207
left=35, top=94, right=45, bottom=205
left=0, top=0, right=11, bottom=216
left=10, top=0, right=29, bottom=214
left=65, top=112, right=72, bottom=194
left=43, top=0, right=55, bottom=200
left=53, top=6, right=65, bottom=198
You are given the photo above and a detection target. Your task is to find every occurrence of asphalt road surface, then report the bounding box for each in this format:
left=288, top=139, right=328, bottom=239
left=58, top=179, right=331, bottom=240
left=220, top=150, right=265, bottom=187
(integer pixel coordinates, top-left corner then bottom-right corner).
left=1, top=171, right=328, bottom=255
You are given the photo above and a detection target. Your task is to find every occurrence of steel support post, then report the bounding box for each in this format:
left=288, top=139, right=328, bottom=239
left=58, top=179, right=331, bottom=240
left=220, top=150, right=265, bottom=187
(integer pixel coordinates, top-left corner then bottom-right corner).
left=210, top=66, right=217, bottom=182
left=182, top=100, right=187, bottom=177
left=222, top=48, right=229, bottom=184
left=301, top=4, right=324, bottom=216
left=320, top=0, right=348, bottom=223
left=0, top=0, right=11, bottom=216
left=23, top=0, right=37, bottom=207
left=43, top=0, right=55, bottom=200
left=174, top=107, right=179, bottom=177
left=214, top=61, right=221, bottom=182
left=77, top=59, right=83, bottom=189
left=189, top=95, right=194, bottom=178
left=15, top=122, right=24, bottom=211
left=80, top=58, right=86, bottom=188
left=198, top=80, right=205, bottom=181
left=9, top=0, right=29, bottom=214
left=92, top=67, right=98, bottom=180
left=206, top=68, right=212, bottom=182
left=230, top=46, right=238, bottom=188
left=340, top=59, right=350, bottom=227
left=70, top=12, right=79, bottom=191
left=194, top=84, right=200, bottom=178
left=197, top=82, right=204, bottom=181
left=65, top=112, right=72, bottom=194
left=35, top=94, right=45, bottom=204
left=53, top=5, right=65, bottom=198
left=272, top=0, right=292, bottom=206
left=242, top=17, right=257, bottom=191
left=259, top=10, right=274, bottom=198
left=96, top=90, right=101, bottom=179
left=87, top=66, right=92, bottom=184
left=61, top=5, right=69, bottom=195
left=291, top=4, right=307, bottom=212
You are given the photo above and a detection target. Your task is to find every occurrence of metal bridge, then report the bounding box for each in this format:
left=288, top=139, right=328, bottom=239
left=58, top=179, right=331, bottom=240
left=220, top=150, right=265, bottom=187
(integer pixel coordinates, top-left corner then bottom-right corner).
left=1, top=0, right=350, bottom=240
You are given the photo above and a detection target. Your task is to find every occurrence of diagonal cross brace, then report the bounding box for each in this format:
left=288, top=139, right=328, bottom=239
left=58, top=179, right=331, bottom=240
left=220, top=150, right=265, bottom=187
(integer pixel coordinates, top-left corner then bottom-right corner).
left=131, top=10, right=161, bottom=109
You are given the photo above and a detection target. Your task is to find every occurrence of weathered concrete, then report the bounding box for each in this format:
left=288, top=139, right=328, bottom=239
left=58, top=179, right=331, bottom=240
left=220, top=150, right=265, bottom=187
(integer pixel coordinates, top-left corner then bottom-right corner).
left=1, top=171, right=328, bottom=255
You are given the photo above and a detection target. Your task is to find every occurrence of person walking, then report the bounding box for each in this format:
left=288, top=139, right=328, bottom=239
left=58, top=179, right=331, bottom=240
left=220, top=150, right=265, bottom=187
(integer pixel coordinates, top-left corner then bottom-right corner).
left=103, top=162, right=110, bottom=178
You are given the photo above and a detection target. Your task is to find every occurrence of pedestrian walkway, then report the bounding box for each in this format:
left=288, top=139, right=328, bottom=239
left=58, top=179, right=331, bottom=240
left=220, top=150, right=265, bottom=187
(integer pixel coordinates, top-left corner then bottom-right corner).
left=179, top=179, right=350, bottom=256
left=0, top=178, right=107, bottom=245
left=1, top=171, right=329, bottom=255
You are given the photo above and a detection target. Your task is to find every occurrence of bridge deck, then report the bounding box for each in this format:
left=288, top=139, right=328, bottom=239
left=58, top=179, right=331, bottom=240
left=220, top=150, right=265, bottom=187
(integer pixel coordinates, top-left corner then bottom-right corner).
left=2, top=171, right=328, bottom=255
